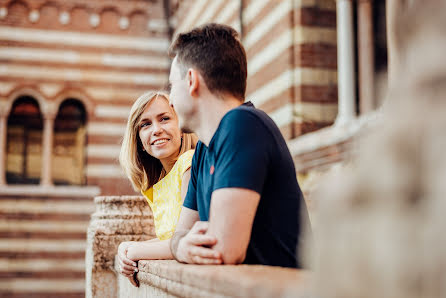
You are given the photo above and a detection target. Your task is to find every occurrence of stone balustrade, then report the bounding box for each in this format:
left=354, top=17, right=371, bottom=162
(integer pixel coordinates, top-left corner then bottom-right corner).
left=116, top=260, right=311, bottom=298
left=86, top=195, right=156, bottom=298
left=86, top=195, right=312, bottom=297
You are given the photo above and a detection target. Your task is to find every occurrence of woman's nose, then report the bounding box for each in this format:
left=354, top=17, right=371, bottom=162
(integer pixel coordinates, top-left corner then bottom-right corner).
left=152, top=123, right=163, bottom=135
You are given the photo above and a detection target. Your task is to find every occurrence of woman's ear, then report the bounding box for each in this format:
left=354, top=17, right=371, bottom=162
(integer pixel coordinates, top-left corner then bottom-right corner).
left=187, top=68, right=199, bottom=96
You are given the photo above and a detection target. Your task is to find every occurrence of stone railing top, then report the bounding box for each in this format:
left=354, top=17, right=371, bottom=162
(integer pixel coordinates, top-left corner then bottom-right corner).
left=134, top=260, right=311, bottom=298
left=92, top=195, right=153, bottom=220
left=94, top=195, right=147, bottom=204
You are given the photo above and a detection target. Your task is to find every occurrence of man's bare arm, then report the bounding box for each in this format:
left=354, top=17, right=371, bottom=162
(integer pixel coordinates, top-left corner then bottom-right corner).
left=170, top=207, right=221, bottom=264
left=206, top=188, right=261, bottom=264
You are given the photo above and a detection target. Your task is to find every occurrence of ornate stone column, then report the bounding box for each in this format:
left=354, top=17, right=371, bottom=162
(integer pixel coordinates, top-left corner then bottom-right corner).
left=85, top=196, right=155, bottom=298
left=0, top=108, right=7, bottom=186
left=335, top=0, right=356, bottom=125
left=358, top=0, right=375, bottom=114
left=41, top=112, right=55, bottom=186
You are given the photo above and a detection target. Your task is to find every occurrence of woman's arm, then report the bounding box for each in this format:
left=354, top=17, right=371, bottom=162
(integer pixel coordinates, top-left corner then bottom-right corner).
left=126, top=239, right=172, bottom=260
left=118, top=168, right=193, bottom=286
left=119, top=168, right=192, bottom=262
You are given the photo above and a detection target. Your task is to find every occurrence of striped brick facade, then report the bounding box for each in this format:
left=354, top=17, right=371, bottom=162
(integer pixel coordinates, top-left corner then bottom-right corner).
left=0, top=190, right=95, bottom=297
left=172, top=0, right=338, bottom=139
left=0, top=0, right=169, bottom=296
left=0, top=0, right=171, bottom=195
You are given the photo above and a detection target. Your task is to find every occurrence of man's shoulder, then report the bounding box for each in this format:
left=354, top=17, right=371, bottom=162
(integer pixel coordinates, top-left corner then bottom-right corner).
left=195, top=141, right=206, bottom=153
left=222, top=104, right=281, bottom=139
left=192, top=141, right=208, bottom=163
left=223, top=104, right=270, bottom=128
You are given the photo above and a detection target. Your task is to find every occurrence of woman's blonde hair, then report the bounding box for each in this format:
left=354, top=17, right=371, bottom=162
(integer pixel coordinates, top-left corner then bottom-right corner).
left=120, top=91, right=198, bottom=191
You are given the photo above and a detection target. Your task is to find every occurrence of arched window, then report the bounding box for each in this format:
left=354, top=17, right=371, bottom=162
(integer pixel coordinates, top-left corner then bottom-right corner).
left=6, top=96, right=43, bottom=184
left=53, top=99, right=87, bottom=185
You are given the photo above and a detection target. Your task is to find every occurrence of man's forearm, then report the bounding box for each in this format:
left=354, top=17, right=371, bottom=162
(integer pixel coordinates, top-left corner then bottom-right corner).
left=170, top=230, right=189, bottom=262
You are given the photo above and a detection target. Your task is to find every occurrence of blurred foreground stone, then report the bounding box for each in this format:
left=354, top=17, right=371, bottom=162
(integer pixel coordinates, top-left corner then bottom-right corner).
left=309, top=2, right=446, bottom=297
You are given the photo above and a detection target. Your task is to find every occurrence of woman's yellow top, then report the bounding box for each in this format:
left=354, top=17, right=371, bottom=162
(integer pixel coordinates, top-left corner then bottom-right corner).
left=141, top=150, right=194, bottom=240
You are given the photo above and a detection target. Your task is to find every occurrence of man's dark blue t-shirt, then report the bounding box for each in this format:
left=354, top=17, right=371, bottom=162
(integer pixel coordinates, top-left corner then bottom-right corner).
left=183, top=102, right=310, bottom=268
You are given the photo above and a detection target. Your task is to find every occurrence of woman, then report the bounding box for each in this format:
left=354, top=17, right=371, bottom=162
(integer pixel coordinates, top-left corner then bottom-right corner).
left=118, top=91, right=197, bottom=286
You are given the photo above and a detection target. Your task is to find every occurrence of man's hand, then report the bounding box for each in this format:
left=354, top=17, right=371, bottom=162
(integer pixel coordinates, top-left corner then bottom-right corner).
left=172, top=221, right=222, bottom=264
left=117, top=241, right=138, bottom=277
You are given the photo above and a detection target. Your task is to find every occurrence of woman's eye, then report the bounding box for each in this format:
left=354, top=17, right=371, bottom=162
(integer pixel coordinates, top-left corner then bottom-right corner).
left=161, top=117, right=170, bottom=122
left=141, top=122, right=151, bottom=128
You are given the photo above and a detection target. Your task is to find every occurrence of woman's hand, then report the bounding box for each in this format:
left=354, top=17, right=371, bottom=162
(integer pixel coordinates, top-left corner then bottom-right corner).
left=117, top=241, right=138, bottom=277
left=127, top=274, right=139, bottom=288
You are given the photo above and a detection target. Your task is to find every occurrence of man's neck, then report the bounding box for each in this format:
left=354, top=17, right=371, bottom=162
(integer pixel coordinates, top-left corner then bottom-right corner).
left=195, top=95, right=243, bottom=146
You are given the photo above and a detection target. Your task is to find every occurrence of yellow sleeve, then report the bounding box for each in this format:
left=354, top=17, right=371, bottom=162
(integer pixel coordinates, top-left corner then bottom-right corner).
left=178, top=149, right=194, bottom=177
left=141, top=187, right=154, bottom=208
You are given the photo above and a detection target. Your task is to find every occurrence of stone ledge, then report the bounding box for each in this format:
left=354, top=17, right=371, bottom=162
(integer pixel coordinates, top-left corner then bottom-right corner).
left=0, top=185, right=101, bottom=197
left=121, top=260, right=311, bottom=298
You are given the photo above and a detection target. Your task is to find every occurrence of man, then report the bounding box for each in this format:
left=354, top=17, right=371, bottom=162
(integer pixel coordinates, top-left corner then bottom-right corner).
left=168, top=23, right=310, bottom=268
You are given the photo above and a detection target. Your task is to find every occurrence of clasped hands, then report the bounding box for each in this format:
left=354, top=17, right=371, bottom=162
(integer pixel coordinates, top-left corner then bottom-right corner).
left=174, top=221, right=222, bottom=265
left=117, top=221, right=222, bottom=287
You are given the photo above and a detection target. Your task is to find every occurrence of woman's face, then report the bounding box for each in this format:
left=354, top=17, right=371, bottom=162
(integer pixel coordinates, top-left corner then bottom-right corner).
left=138, top=96, right=182, bottom=162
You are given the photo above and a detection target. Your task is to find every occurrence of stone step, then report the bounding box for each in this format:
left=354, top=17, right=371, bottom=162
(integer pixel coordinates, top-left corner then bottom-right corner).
left=0, top=278, right=85, bottom=293
left=0, top=231, right=86, bottom=239
left=0, top=183, right=99, bottom=298
left=0, top=293, right=84, bottom=298
left=0, top=239, right=86, bottom=253
left=0, top=258, right=85, bottom=272
left=0, top=211, right=90, bottom=221
left=0, top=219, right=89, bottom=232
left=0, top=202, right=91, bottom=297
left=0, top=199, right=95, bottom=215
left=0, top=251, right=85, bottom=259
left=0, top=271, right=84, bottom=278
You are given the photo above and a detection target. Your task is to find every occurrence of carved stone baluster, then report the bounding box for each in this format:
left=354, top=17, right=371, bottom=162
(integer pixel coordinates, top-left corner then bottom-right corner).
left=85, top=195, right=155, bottom=298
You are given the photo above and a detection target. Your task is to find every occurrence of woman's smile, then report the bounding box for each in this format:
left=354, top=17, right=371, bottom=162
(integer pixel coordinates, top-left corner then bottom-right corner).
left=151, top=138, right=170, bottom=147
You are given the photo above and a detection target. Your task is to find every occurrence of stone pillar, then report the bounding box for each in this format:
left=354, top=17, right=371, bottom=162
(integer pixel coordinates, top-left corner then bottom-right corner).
left=0, top=112, right=7, bottom=186
left=86, top=196, right=155, bottom=298
left=357, top=0, right=375, bottom=114
left=386, top=0, right=399, bottom=87
left=41, top=114, right=55, bottom=186
left=335, top=0, right=356, bottom=125
left=386, top=0, right=410, bottom=87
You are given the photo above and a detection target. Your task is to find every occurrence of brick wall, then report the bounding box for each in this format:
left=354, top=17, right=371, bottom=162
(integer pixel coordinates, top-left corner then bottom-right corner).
left=0, top=0, right=171, bottom=195
left=172, top=0, right=338, bottom=140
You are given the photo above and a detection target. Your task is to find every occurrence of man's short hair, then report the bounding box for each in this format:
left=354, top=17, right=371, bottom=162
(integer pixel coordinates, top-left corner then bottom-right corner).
left=169, top=23, right=247, bottom=101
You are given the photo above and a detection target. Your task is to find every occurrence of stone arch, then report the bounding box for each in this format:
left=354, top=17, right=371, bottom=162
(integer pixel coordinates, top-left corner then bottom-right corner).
left=70, top=5, right=92, bottom=31
left=53, top=88, right=94, bottom=120
left=38, top=1, right=61, bottom=28
left=5, top=86, right=48, bottom=117
left=128, top=9, right=149, bottom=35
left=97, top=6, right=120, bottom=33
left=4, top=0, right=30, bottom=27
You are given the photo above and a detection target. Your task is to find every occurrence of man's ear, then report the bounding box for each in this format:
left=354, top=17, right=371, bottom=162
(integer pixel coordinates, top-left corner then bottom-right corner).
left=187, top=68, right=199, bottom=96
